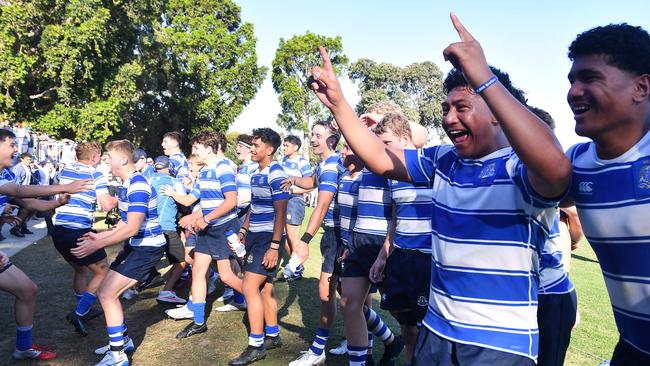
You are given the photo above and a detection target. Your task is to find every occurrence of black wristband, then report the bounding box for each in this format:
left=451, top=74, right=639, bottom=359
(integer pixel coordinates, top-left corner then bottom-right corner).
left=270, top=239, right=281, bottom=250
left=300, top=232, right=313, bottom=244
left=239, top=227, right=249, bottom=235
left=271, top=239, right=281, bottom=244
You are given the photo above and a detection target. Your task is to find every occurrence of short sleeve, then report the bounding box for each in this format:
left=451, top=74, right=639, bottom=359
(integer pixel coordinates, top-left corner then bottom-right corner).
left=405, top=146, right=438, bottom=186
left=93, top=171, right=109, bottom=195
left=300, top=159, right=313, bottom=177
left=508, top=155, right=565, bottom=209
left=127, top=179, right=151, bottom=213
left=269, top=165, right=289, bottom=201
left=318, top=162, right=340, bottom=193
left=217, top=162, right=237, bottom=193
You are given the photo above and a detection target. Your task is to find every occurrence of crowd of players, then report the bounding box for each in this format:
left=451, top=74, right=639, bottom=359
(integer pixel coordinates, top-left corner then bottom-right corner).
left=0, top=14, right=649, bottom=366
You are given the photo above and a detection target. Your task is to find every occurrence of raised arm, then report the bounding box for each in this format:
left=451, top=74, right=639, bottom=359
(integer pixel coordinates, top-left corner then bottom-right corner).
left=442, top=13, right=571, bottom=198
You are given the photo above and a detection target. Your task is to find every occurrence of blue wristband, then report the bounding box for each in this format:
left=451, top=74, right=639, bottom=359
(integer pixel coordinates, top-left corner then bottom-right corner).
left=474, top=75, right=498, bottom=93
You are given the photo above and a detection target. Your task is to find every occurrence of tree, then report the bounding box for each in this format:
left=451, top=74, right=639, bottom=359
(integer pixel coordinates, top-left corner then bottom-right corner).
left=271, top=32, right=348, bottom=142
left=349, top=58, right=446, bottom=141
left=0, top=0, right=266, bottom=153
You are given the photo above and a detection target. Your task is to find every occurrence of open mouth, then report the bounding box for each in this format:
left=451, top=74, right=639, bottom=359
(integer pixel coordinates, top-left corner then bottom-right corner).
left=447, top=129, right=470, bottom=144
left=570, top=104, right=590, bottom=116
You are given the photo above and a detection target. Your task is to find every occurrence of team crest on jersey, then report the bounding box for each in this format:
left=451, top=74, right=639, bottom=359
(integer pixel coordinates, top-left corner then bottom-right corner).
left=478, top=161, right=496, bottom=180
left=417, top=295, right=428, bottom=307
left=246, top=254, right=254, bottom=264
left=639, top=164, right=650, bottom=189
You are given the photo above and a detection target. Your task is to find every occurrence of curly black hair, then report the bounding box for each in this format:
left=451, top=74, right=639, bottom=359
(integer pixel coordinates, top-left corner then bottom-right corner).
left=284, top=135, right=302, bottom=149
left=568, top=23, right=650, bottom=76
left=443, top=66, right=527, bottom=105
left=252, top=128, right=282, bottom=154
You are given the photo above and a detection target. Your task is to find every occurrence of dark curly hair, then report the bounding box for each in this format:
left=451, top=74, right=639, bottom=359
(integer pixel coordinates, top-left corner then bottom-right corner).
left=568, top=23, right=650, bottom=76
left=443, top=66, right=528, bottom=105
left=252, top=128, right=282, bottom=154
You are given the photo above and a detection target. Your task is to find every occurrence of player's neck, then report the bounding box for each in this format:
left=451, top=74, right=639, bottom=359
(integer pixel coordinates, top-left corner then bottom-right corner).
left=257, top=156, right=273, bottom=170
left=168, top=147, right=181, bottom=155
left=77, top=159, right=94, bottom=167
left=204, top=154, right=219, bottom=166
left=593, top=114, right=650, bottom=160
left=116, top=165, right=137, bottom=181
left=286, top=152, right=299, bottom=160
left=319, top=149, right=334, bottom=161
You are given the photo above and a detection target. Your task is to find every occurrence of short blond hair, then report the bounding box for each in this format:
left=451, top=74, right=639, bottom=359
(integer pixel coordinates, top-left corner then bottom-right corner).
left=365, top=100, right=403, bottom=115
left=76, top=141, right=101, bottom=161
left=105, top=140, right=135, bottom=163
left=374, top=112, right=412, bottom=139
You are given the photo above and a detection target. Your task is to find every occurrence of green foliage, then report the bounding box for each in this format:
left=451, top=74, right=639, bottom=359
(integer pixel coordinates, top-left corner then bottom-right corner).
left=349, top=58, right=446, bottom=141
left=0, top=0, right=265, bottom=153
left=272, top=32, right=348, bottom=139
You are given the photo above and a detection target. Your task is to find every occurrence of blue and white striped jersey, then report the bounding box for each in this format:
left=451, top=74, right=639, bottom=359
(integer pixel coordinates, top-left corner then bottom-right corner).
left=405, top=145, right=560, bottom=362
left=249, top=162, right=289, bottom=232
left=169, top=152, right=189, bottom=180
left=236, top=161, right=258, bottom=209
left=353, top=169, right=392, bottom=236
left=0, top=169, right=15, bottom=214
left=118, top=172, right=165, bottom=247
left=315, top=152, right=344, bottom=227
left=568, top=134, right=650, bottom=356
left=281, top=155, right=313, bottom=189
left=53, top=163, right=109, bottom=230
left=190, top=158, right=237, bottom=227
left=389, top=179, right=433, bottom=253
left=337, top=170, right=362, bottom=245
left=538, top=212, right=574, bottom=294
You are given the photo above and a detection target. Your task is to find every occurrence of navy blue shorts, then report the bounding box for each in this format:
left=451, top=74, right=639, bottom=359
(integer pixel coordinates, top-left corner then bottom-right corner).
left=0, top=261, right=13, bottom=274
left=381, top=248, right=431, bottom=323
left=412, top=328, right=536, bottom=366
left=537, top=290, right=577, bottom=366
left=164, top=231, right=185, bottom=264
left=110, top=245, right=165, bottom=282
left=52, top=225, right=107, bottom=266
left=243, top=231, right=283, bottom=277
left=286, top=196, right=305, bottom=226
left=195, top=220, right=237, bottom=261
left=320, top=226, right=343, bottom=274
left=611, top=339, right=650, bottom=366
left=341, top=232, right=384, bottom=278
left=184, top=231, right=197, bottom=248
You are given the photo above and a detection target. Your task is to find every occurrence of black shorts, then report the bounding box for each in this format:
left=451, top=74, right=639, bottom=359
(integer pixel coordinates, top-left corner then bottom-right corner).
left=184, top=231, right=197, bottom=248
left=52, top=225, right=107, bottom=266
left=320, top=226, right=343, bottom=274
left=381, top=248, right=431, bottom=323
left=341, top=232, right=384, bottom=278
left=243, top=231, right=283, bottom=278
left=110, top=245, right=165, bottom=282
left=537, top=290, right=577, bottom=366
left=611, top=338, right=650, bottom=366
left=413, top=328, right=536, bottom=366
left=195, top=220, right=237, bottom=261
left=164, top=231, right=185, bottom=264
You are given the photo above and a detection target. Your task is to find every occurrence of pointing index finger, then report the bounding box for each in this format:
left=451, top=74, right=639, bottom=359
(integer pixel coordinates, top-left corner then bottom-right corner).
left=450, top=12, right=475, bottom=42
left=318, top=46, right=333, bottom=72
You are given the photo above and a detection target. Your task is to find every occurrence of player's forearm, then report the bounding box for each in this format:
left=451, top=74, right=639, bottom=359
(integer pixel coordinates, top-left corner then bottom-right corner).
left=173, top=192, right=198, bottom=206
left=271, top=200, right=288, bottom=242
left=15, top=198, right=61, bottom=212
left=0, top=183, right=66, bottom=198
left=291, top=186, right=313, bottom=194
left=305, top=200, right=329, bottom=236
left=204, top=195, right=237, bottom=221
left=96, top=222, right=141, bottom=248
left=292, top=176, right=316, bottom=190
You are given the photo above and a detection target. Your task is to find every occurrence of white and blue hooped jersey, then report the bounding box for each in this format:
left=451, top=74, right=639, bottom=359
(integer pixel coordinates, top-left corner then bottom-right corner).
left=249, top=161, right=289, bottom=232
left=0, top=168, right=15, bottom=214
left=568, top=133, right=650, bottom=356
left=353, top=168, right=392, bottom=236
left=281, top=155, right=313, bottom=182
left=118, top=172, right=165, bottom=247
left=316, top=152, right=344, bottom=227
left=389, top=179, right=433, bottom=253
left=337, top=170, right=362, bottom=245
left=189, top=158, right=238, bottom=227
left=236, top=161, right=259, bottom=208
left=54, top=163, right=109, bottom=230
left=538, top=212, right=574, bottom=295
left=405, top=145, right=560, bottom=362
left=169, top=152, right=189, bottom=180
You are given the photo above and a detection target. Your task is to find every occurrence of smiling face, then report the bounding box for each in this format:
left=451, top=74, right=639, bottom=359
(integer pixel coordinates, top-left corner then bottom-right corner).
left=0, top=137, right=17, bottom=169
left=310, top=124, right=331, bottom=156
left=568, top=54, right=643, bottom=140
left=250, top=138, right=273, bottom=163
left=191, top=143, right=213, bottom=164
left=442, top=87, right=504, bottom=159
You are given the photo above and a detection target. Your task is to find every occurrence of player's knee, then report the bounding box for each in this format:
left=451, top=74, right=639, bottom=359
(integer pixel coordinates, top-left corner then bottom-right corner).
left=19, top=280, right=38, bottom=301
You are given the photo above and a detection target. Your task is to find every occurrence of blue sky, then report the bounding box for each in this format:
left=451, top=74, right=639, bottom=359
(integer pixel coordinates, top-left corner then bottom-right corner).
left=231, top=0, right=649, bottom=149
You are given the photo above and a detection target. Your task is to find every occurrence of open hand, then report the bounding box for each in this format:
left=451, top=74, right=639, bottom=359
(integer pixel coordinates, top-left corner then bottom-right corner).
left=442, top=13, right=493, bottom=88
left=57, top=193, right=71, bottom=206
left=310, top=46, right=345, bottom=110
left=0, top=215, right=22, bottom=227
left=159, top=185, right=174, bottom=197
left=66, top=179, right=95, bottom=194
left=280, top=177, right=296, bottom=192
left=263, top=248, right=279, bottom=270
left=72, top=232, right=101, bottom=258
left=369, top=256, right=386, bottom=284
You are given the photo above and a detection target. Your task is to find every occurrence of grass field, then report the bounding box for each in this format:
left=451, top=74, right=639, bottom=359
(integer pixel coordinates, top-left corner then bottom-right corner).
left=0, top=210, right=618, bottom=365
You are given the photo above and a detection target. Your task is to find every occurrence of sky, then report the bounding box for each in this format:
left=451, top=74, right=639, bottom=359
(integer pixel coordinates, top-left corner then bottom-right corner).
left=231, top=0, right=650, bottom=150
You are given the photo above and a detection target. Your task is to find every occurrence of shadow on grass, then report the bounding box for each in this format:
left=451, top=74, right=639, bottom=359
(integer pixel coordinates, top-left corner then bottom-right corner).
left=277, top=276, right=320, bottom=344
left=571, top=253, right=599, bottom=264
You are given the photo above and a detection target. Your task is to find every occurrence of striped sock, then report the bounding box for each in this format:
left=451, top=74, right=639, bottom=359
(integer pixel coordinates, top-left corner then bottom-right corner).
left=248, top=333, right=264, bottom=347
left=364, top=306, right=394, bottom=344
left=192, top=301, right=206, bottom=325
left=348, top=345, right=367, bottom=366
left=233, top=290, right=245, bottom=305
left=15, top=325, right=32, bottom=351
left=309, top=327, right=329, bottom=356
left=75, top=292, right=97, bottom=316
left=264, top=324, right=280, bottom=337
left=107, top=325, right=127, bottom=363
left=367, top=331, right=373, bottom=349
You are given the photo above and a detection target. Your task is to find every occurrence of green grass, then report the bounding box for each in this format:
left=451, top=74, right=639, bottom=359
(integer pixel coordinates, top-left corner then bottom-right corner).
left=0, top=211, right=617, bottom=365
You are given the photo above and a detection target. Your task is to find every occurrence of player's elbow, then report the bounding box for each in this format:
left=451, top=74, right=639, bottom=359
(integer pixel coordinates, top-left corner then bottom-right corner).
left=544, top=155, right=573, bottom=188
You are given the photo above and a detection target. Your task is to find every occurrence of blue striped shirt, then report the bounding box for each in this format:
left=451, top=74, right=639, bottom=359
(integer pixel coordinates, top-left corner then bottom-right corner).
left=353, top=169, right=392, bottom=236
left=149, top=173, right=185, bottom=231
left=169, top=152, right=189, bottom=180
left=282, top=156, right=313, bottom=182
left=389, top=179, right=433, bottom=253
left=118, top=172, right=165, bottom=247
left=538, top=213, right=574, bottom=294
left=54, top=163, right=109, bottom=229
left=237, top=161, right=258, bottom=208
left=249, top=162, right=289, bottom=232
left=337, top=171, right=362, bottom=245
left=191, top=158, right=237, bottom=227
left=0, top=169, right=15, bottom=214
left=568, top=134, right=650, bottom=355
left=316, top=152, right=344, bottom=227
left=405, top=145, right=560, bottom=362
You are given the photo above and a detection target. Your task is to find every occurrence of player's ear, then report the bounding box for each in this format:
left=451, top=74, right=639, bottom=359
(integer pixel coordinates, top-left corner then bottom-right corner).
left=632, top=74, right=650, bottom=103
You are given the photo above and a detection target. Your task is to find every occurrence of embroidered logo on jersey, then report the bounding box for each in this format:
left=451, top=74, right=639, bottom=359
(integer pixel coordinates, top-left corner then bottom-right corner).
left=632, top=159, right=650, bottom=198
left=417, top=295, right=428, bottom=307
left=639, top=164, right=650, bottom=189
left=246, top=253, right=254, bottom=264
left=578, top=181, right=593, bottom=194
left=478, top=162, right=496, bottom=180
